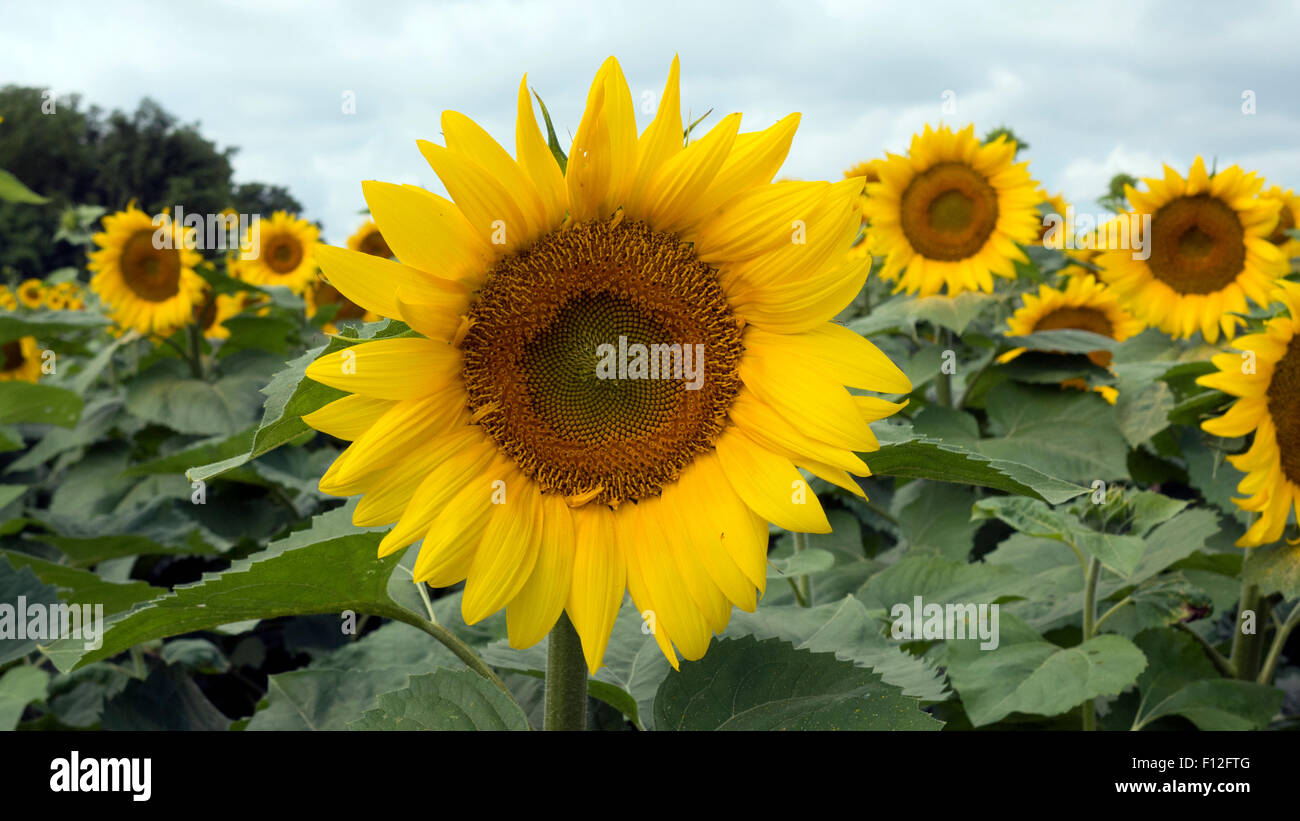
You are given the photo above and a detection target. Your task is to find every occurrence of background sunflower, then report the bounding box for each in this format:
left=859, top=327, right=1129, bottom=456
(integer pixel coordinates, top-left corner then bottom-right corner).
left=88, top=205, right=206, bottom=336
left=233, top=210, right=320, bottom=294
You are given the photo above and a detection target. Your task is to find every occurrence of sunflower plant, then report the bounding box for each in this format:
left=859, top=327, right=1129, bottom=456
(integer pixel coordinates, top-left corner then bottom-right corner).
left=1, top=58, right=1297, bottom=735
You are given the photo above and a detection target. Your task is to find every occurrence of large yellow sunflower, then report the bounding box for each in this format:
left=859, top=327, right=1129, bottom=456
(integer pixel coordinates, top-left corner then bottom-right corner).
left=1260, top=184, right=1300, bottom=265
left=862, top=124, right=1042, bottom=297
left=300, top=57, right=911, bottom=673
left=89, top=206, right=206, bottom=336
left=234, top=211, right=320, bottom=294
left=1198, top=281, right=1300, bottom=546
left=0, top=337, right=42, bottom=383
left=1096, top=158, right=1286, bottom=343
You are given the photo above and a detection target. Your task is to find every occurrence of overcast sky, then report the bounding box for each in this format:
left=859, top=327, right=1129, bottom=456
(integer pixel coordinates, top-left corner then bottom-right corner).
left=4, top=0, right=1298, bottom=244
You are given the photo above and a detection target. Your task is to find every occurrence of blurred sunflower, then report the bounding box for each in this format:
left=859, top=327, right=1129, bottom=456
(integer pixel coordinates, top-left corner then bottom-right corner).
left=999, top=274, right=1145, bottom=404
left=300, top=56, right=910, bottom=672
left=89, top=205, right=205, bottom=336
left=346, top=219, right=394, bottom=260
left=0, top=337, right=42, bottom=383
left=1198, top=281, right=1300, bottom=546
left=1260, top=184, right=1300, bottom=264
left=195, top=291, right=246, bottom=341
left=306, top=279, right=376, bottom=333
left=0, top=286, right=17, bottom=311
left=1037, top=189, right=1070, bottom=241
left=1097, top=158, right=1286, bottom=343
left=844, top=158, right=884, bottom=259
left=17, top=279, right=44, bottom=309
left=234, top=211, right=320, bottom=294
left=49, top=281, right=84, bottom=311
left=862, top=124, right=1041, bottom=297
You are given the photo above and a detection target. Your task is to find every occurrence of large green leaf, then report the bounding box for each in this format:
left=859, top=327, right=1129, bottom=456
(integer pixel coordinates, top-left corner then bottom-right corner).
left=1241, top=540, right=1300, bottom=601
left=975, top=383, right=1130, bottom=483
left=0, top=382, right=82, bottom=428
left=348, top=669, right=530, bottom=731
left=0, top=168, right=47, bottom=204
left=653, top=636, right=942, bottom=730
left=0, top=310, right=109, bottom=344
left=1005, top=329, right=1118, bottom=354
left=39, top=505, right=428, bottom=672
left=864, top=424, right=1089, bottom=505
left=1131, top=630, right=1281, bottom=730
left=973, top=496, right=1145, bottom=577
left=945, top=614, right=1147, bottom=726
left=892, top=480, right=979, bottom=561
left=125, top=359, right=267, bottom=436
left=0, top=556, right=62, bottom=664
left=0, top=550, right=163, bottom=617
left=851, top=291, right=996, bottom=336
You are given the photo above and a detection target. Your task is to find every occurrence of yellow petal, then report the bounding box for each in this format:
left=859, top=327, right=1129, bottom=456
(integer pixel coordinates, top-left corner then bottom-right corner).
left=360, top=181, right=490, bottom=284
left=306, top=337, right=461, bottom=400
left=715, top=426, right=831, bottom=533
left=567, top=505, right=625, bottom=673
left=462, top=472, right=544, bottom=624
left=506, top=494, right=577, bottom=649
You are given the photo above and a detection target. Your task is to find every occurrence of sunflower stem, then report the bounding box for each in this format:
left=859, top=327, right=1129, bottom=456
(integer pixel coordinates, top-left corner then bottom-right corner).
left=544, top=612, right=588, bottom=731
left=1080, top=556, right=1101, bottom=731
left=935, top=329, right=954, bottom=407
left=186, top=324, right=204, bottom=380
left=1229, top=573, right=1268, bottom=681
left=792, top=530, right=812, bottom=606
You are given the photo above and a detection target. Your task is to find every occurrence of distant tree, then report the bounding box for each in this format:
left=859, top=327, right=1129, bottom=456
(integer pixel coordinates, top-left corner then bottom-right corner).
left=0, top=86, right=304, bottom=280
left=982, top=126, right=1029, bottom=156
left=1098, top=173, right=1139, bottom=214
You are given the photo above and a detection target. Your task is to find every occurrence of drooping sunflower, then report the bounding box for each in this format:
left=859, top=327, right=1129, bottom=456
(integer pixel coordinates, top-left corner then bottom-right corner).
left=88, top=205, right=206, bottom=336
left=862, top=124, right=1042, bottom=297
left=1096, top=158, right=1287, bottom=343
left=999, top=274, right=1145, bottom=404
left=0, top=336, right=42, bottom=383
left=233, top=211, right=320, bottom=294
left=300, top=57, right=911, bottom=672
left=1198, top=281, right=1300, bottom=546
left=17, top=279, right=44, bottom=309
left=346, top=218, right=394, bottom=260
left=1260, top=184, right=1300, bottom=265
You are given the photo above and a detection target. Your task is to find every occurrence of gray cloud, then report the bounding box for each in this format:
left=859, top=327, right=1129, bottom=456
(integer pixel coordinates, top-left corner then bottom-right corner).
left=3, top=0, right=1297, bottom=242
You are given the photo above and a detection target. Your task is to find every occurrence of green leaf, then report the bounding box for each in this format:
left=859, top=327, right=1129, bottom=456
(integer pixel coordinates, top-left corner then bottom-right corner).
left=0, top=555, right=63, bottom=664
left=728, top=597, right=950, bottom=701
left=852, top=291, right=996, bottom=337
left=0, top=309, right=110, bottom=344
left=975, top=383, right=1130, bottom=483
left=1005, top=329, right=1118, bottom=354
left=39, top=504, right=428, bottom=672
left=0, top=168, right=48, bottom=204
left=125, top=359, right=266, bottom=436
left=892, top=480, right=979, bottom=561
left=1113, top=365, right=1175, bottom=447
left=864, top=424, right=1090, bottom=505
left=101, top=664, right=231, bottom=730
left=0, top=665, right=50, bottom=729
left=945, top=614, right=1147, bottom=726
left=1131, top=630, right=1281, bottom=730
left=0, top=382, right=83, bottom=428
left=1241, top=540, right=1300, bottom=600
left=348, top=669, right=530, bottom=731
left=248, top=621, right=466, bottom=730
left=766, top=547, right=835, bottom=579
left=653, top=635, right=942, bottom=730
left=973, top=496, right=1145, bottom=577
left=859, top=555, right=1027, bottom=615
left=0, top=550, right=163, bottom=617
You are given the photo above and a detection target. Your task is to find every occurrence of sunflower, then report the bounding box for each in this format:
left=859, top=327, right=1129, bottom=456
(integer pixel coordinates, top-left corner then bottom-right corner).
left=233, top=211, right=320, bottom=294
left=300, top=57, right=911, bottom=673
left=844, top=158, right=885, bottom=260
left=1037, top=189, right=1070, bottom=241
left=17, top=279, right=44, bottom=309
left=305, top=278, right=376, bottom=334
left=0, top=286, right=16, bottom=311
left=89, top=205, right=206, bottom=336
left=1260, top=184, right=1300, bottom=265
left=346, top=219, right=394, bottom=260
left=0, top=336, right=42, bottom=383
left=195, top=291, right=247, bottom=341
left=999, top=274, right=1144, bottom=404
left=1198, top=281, right=1300, bottom=546
left=862, top=124, right=1042, bottom=297
left=1096, top=158, right=1286, bottom=343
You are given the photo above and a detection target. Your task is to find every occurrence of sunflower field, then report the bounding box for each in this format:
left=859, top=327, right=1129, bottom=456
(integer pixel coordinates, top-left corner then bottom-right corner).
left=1, top=55, right=1298, bottom=740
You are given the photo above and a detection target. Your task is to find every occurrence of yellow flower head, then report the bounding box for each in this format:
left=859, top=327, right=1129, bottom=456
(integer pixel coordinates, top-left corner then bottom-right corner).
left=17, top=279, right=44, bottom=309
left=1002, top=273, right=1146, bottom=367
left=194, top=291, right=247, bottom=341
left=862, top=124, right=1042, bottom=297
left=346, top=219, right=394, bottom=260
left=233, top=211, right=320, bottom=294
left=0, top=286, right=17, bottom=311
left=1096, top=158, right=1287, bottom=343
left=0, top=337, right=42, bottom=383
left=1198, top=281, right=1300, bottom=546
left=88, top=205, right=206, bottom=336
left=1259, top=184, right=1300, bottom=264
left=300, top=56, right=911, bottom=673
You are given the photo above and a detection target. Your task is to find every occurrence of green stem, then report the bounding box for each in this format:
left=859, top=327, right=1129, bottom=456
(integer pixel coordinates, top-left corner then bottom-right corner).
left=1091, top=595, right=1132, bottom=635
left=1257, top=603, right=1300, bottom=686
left=544, top=612, right=588, bottom=731
left=935, top=330, right=954, bottom=408
left=1229, top=580, right=1266, bottom=681
left=1081, top=556, right=1101, bottom=731
left=187, top=324, right=204, bottom=380
left=792, top=530, right=812, bottom=606
left=406, top=614, right=513, bottom=696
